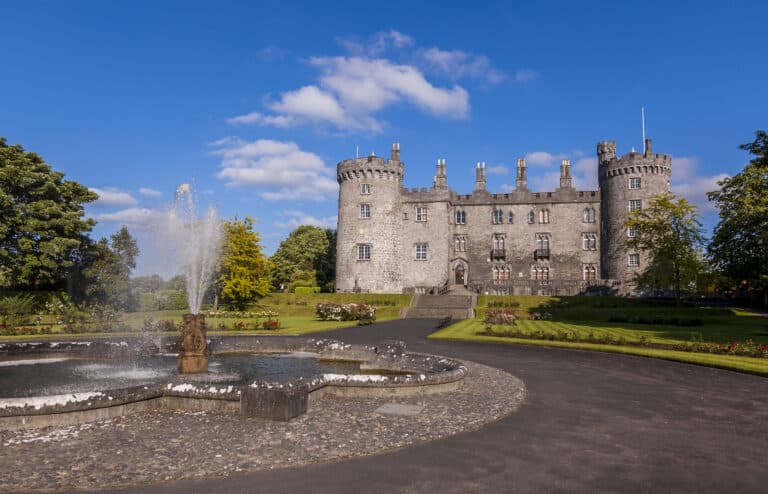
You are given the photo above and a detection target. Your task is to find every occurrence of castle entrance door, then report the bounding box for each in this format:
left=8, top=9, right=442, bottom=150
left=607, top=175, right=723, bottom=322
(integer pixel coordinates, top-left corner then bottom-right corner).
left=454, top=264, right=465, bottom=285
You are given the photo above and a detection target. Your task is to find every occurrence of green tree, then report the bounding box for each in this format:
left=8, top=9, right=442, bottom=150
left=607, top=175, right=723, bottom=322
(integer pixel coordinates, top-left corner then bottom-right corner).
left=271, top=225, right=333, bottom=291
left=0, top=137, right=98, bottom=289
left=708, top=130, right=768, bottom=304
left=626, top=192, right=706, bottom=305
left=83, top=226, right=139, bottom=312
left=218, top=217, right=272, bottom=310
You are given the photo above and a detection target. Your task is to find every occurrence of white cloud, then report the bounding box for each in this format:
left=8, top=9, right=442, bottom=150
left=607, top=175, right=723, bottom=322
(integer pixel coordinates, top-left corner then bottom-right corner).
left=275, top=210, right=337, bottom=229
left=94, top=207, right=165, bottom=227
left=228, top=57, right=469, bottom=133
left=670, top=156, right=728, bottom=212
left=337, top=30, right=414, bottom=56
left=571, top=157, right=599, bottom=190
left=89, top=187, right=138, bottom=207
left=211, top=138, right=338, bottom=201
left=139, top=187, right=162, bottom=197
left=503, top=154, right=598, bottom=192
left=515, top=69, right=539, bottom=82
left=486, top=165, right=509, bottom=175
left=421, top=48, right=506, bottom=84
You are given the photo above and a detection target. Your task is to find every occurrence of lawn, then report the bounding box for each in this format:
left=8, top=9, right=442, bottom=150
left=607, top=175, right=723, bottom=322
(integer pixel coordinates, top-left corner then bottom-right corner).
left=429, top=295, right=768, bottom=375
left=0, top=293, right=413, bottom=339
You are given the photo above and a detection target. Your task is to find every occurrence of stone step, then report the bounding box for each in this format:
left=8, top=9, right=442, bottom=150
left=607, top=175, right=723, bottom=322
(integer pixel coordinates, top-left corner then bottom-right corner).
left=401, top=307, right=475, bottom=320
left=412, top=295, right=473, bottom=308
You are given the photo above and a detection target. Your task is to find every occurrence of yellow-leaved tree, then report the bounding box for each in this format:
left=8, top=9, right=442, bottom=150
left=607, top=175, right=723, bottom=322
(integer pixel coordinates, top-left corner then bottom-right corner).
left=218, top=217, right=273, bottom=310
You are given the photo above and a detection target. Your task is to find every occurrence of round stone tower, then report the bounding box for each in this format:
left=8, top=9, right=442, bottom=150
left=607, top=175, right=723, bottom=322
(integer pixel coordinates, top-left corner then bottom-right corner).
left=598, top=139, right=672, bottom=291
left=335, top=144, right=405, bottom=293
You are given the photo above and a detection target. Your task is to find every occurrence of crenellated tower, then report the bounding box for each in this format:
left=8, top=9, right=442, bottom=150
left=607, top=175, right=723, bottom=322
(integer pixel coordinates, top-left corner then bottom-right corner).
left=335, top=143, right=405, bottom=293
left=598, top=138, right=672, bottom=290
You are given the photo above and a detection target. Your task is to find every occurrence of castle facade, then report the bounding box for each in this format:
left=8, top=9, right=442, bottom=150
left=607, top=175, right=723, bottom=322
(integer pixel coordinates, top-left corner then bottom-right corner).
left=335, top=139, right=672, bottom=295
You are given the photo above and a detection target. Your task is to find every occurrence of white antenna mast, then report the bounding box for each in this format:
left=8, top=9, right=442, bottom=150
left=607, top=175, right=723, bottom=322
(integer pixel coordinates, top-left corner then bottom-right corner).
left=355, top=144, right=359, bottom=159
left=641, top=107, right=646, bottom=153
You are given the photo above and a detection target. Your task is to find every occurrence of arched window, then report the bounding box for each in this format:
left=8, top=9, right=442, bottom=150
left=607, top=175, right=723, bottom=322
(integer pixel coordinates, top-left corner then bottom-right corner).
left=539, top=209, right=550, bottom=224
left=583, top=208, right=595, bottom=223
left=493, top=266, right=500, bottom=283
left=455, top=210, right=466, bottom=225
left=492, top=209, right=503, bottom=224
left=508, top=211, right=514, bottom=224
left=528, top=210, right=535, bottom=224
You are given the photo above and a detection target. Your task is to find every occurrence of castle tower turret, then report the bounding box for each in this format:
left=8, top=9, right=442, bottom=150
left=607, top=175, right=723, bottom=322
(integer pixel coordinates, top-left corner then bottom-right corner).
left=598, top=138, right=672, bottom=292
left=474, top=161, right=486, bottom=191
left=516, top=158, right=527, bottom=190
left=335, top=146, right=405, bottom=293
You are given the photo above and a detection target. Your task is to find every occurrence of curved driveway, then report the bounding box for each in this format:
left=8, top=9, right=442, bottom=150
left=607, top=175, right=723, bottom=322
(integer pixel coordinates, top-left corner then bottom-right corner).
left=101, top=318, right=768, bottom=494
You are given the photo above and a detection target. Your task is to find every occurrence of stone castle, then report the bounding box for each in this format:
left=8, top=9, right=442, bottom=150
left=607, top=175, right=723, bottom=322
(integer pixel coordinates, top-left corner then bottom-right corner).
left=335, top=139, right=672, bottom=295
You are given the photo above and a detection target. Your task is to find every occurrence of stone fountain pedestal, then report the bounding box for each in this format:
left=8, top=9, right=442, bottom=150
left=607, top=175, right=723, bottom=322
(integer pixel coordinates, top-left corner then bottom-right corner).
left=178, top=314, right=208, bottom=374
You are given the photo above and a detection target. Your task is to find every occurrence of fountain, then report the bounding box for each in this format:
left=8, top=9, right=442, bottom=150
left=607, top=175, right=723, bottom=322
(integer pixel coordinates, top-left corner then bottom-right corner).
left=167, top=183, right=222, bottom=374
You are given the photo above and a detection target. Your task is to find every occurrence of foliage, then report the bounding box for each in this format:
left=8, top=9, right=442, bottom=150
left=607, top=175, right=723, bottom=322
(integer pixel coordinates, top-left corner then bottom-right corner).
left=626, top=192, right=706, bottom=305
left=294, top=286, right=321, bottom=294
left=271, top=225, right=335, bottom=292
left=205, top=309, right=278, bottom=319
left=315, top=302, right=376, bottom=324
left=0, top=137, right=98, bottom=290
left=0, top=294, right=36, bottom=326
left=708, top=130, right=768, bottom=303
left=81, top=226, right=139, bottom=312
left=137, top=289, right=188, bottom=311
left=218, top=217, right=273, bottom=310
left=484, top=308, right=518, bottom=326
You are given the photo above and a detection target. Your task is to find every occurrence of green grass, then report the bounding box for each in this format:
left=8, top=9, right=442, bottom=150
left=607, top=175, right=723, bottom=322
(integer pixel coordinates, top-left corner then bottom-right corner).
left=429, top=295, right=768, bottom=375
left=0, top=293, right=413, bottom=339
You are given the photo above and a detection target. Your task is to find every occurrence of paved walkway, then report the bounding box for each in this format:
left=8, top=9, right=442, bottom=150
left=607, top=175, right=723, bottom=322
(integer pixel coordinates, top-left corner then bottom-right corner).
left=94, top=319, right=768, bottom=493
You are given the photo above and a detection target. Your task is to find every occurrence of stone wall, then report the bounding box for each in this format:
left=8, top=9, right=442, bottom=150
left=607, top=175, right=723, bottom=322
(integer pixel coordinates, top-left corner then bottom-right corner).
left=335, top=140, right=670, bottom=294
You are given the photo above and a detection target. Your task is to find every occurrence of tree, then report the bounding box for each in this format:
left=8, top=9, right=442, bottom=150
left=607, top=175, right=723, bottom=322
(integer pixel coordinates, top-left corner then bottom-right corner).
left=708, top=130, right=768, bottom=304
left=218, top=217, right=272, bottom=310
left=82, top=226, right=139, bottom=312
left=0, top=137, right=98, bottom=289
left=271, top=225, right=334, bottom=291
left=626, top=192, right=706, bottom=305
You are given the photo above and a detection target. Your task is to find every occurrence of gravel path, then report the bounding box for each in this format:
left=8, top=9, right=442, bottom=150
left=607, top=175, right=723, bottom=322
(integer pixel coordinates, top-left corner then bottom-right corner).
left=0, top=361, right=525, bottom=492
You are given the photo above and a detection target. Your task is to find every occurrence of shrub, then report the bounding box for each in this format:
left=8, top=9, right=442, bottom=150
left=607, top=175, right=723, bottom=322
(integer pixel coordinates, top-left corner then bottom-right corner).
left=294, top=286, right=321, bottom=294
left=0, top=294, right=36, bottom=327
left=261, top=319, right=280, bottom=330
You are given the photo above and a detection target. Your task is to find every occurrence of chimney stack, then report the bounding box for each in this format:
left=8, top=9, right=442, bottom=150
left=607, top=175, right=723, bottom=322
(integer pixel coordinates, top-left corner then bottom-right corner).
left=516, top=158, right=527, bottom=190
left=434, top=158, right=448, bottom=189
left=391, top=142, right=401, bottom=162
left=644, top=138, right=652, bottom=157
left=475, top=161, right=486, bottom=191
left=559, top=159, right=573, bottom=189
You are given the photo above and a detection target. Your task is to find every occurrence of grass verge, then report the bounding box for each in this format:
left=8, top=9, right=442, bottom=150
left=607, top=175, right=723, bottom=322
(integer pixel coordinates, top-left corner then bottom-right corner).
left=429, top=318, right=768, bottom=375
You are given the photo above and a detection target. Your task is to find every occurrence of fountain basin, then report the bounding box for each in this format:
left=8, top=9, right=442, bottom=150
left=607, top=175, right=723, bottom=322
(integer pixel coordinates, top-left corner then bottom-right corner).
left=0, top=336, right=467, bottom=429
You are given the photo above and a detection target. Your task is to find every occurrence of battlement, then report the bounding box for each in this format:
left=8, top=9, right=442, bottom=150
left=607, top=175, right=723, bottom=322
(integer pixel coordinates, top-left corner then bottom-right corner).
left=336, top=155, right=404, bottom=183
left=597, top=139, right=672, bottom=179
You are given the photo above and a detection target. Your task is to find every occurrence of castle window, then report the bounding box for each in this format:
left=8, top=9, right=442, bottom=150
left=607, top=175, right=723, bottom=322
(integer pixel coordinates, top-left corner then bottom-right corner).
left=416, top=207, right=428, bottom=222
left=493, top=266, right=500, bottom=283
left=360, top=183, right=371, bottom=194
left=582, top=233, right=597, bottom=251
left=536, top=234, right=550, bottom=251
left=493, top=234, right=505, bottom=250
left=582, top=264, right=597, bottom=281
left=492, top=210, right=503, bottom=224
left=539, top=209, right=550, bottom=224
left=504, top=266, right=511, bottom=281
left=454, top=235, right=466, bottom=252
left=629, top=177, right=641, bottom=190
left=455, top=210, right=466, bottom=225
left=629, top=200, right=642, bottom=212
left=628, top=253, right=640, bottom=267
left=415, top=243, right=428, bottom=261
left=359, top=203, right=371, bottom=219
left=628, top=227, right=638, bottom=238
left=531, top=266, right=550, bottom=281
left=357, top=244, right=371, bottom=261
left=583, top=207, right=595, bottom=223
left=508, top=211, right=514, bottom=224
left=403, top=212, right=408, bottom=220
left=528, top=210, right=535, bottom=224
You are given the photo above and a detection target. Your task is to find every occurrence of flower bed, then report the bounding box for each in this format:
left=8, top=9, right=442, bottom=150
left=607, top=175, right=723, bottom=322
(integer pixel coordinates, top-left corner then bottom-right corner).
left=315, top=303, right=376, bottom=325
left=484, top=308, right=518, bottom=326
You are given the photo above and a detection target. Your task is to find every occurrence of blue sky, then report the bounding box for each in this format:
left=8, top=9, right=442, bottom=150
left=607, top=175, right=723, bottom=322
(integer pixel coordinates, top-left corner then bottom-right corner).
left=2, top=1, right=766, bottom=276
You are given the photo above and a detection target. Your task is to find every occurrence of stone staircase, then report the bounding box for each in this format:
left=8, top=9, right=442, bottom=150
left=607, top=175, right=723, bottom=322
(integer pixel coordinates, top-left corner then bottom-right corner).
left=400, top=285, right=477, bottom=320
